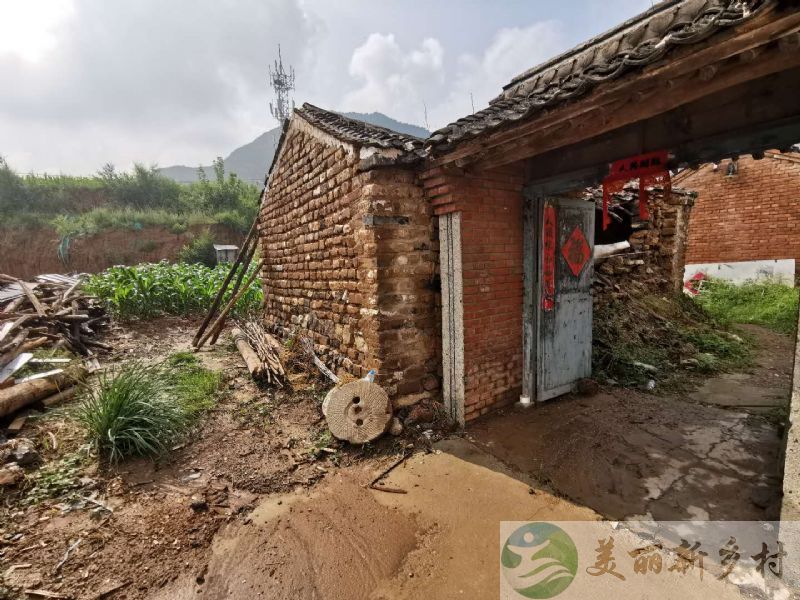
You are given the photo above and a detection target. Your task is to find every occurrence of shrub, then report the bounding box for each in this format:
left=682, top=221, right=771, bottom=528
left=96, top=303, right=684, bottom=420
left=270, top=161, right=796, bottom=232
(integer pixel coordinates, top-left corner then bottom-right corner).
left=178, top=231, right=217, bottom=267
left=0, top=157, right=259, bottom=241
left=694, top=279, right=799, bottom=334
left=83, top=260, right=262, bottom=319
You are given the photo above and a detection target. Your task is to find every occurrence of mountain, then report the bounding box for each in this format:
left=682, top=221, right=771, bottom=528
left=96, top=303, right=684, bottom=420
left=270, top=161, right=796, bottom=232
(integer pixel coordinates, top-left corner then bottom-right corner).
left=159, top=112, right=429, bottom=185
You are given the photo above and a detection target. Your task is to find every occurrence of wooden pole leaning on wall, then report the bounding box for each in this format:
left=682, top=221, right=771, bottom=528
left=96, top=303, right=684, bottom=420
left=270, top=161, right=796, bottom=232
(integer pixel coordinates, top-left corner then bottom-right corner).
left=192, top=220, right=258, bottom=347
left=195, top=259, right=265, bottom=349
left=208, top=238, right=259, bottom=345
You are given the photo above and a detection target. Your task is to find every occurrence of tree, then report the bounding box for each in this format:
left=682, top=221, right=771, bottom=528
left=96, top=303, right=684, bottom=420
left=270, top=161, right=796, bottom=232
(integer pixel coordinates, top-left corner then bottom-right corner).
left=0, top=156, right=28, bottom=214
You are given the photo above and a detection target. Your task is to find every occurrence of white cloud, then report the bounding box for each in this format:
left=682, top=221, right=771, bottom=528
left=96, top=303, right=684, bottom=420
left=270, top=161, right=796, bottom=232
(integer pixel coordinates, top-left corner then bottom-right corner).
left=0, top=0, right=323, bottom=173
left=339, top=21, right=564, bottom=131
left=342, top=34, right=445, bottom=129
left=0, top=0, right=74, bottom=62
left=449, top=22, right=564, bottom=114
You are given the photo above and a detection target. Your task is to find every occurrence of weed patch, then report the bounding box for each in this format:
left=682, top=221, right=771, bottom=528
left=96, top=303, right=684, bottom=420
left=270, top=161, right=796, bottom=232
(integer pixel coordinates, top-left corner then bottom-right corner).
left=170, top=353, right=222, bottom=416
left=23, top=451, right=89, bottom=505
left=695, top=279, right=799, bottom=334
left=593, top=293, right=752, bottom=389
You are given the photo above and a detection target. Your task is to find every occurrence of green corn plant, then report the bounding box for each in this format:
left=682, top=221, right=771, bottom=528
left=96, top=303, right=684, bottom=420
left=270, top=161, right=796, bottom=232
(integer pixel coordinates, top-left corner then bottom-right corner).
left=84, top=260, right=262, bottom=319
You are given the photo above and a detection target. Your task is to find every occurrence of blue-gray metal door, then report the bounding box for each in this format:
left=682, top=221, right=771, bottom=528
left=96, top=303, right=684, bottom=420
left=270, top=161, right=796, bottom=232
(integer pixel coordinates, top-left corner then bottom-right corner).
left=535, top=197, right=594, bottom=401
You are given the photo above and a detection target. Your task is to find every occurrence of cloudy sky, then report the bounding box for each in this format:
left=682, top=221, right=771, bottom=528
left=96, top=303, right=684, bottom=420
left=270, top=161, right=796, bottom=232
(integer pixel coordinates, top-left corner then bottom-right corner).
left=0, top=0, right=652, bottom=175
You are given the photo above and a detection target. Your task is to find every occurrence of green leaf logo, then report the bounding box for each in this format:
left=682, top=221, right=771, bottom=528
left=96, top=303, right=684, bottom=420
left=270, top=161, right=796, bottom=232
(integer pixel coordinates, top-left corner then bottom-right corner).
left=502, top=523, right=578, bottom=598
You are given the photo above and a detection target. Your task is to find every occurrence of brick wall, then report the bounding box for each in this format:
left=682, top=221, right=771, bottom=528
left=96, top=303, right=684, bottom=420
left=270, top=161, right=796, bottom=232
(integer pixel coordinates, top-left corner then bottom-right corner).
left=423, top=165, right=525, bottom=421
left=681, top=154, right=800, bottom=267
left=259, top=117, right=438, bottom=406
left=359, top=168, right=440, bottom=405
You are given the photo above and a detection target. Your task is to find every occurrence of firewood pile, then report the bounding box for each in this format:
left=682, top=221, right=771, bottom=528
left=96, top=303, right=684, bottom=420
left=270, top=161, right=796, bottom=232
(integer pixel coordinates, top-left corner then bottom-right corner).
left=232, top=320, right=287, bottom=387
left=0, top=273, right=110, bottom=361
left=0, top=274, right=107, bottom=418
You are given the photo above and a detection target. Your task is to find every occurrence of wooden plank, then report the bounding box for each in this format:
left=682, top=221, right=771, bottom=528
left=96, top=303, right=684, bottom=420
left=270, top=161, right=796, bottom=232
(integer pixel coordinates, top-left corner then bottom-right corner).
left=521, top=195, right=536, bottom=402
left=29, top=358, right=71, bottom=364
left=6, top=411, right=31, bottom=435
left=15, top=369, right=64, bottom=384
left=0, top=314, right=33, bottom=345
left=0, top=322, right=12, bottom=344
left=0, top=353, right=33, bottom=384
left=18, top=281, right=45, bottom=317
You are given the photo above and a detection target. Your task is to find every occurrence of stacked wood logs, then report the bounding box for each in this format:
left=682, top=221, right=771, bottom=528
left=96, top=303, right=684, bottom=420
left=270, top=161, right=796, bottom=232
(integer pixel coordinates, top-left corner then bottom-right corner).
left=0, top=274, right=110, bottom=365
left=0, top=274, right=104, bottom=418
left=233, top=320, right=287, bottom=387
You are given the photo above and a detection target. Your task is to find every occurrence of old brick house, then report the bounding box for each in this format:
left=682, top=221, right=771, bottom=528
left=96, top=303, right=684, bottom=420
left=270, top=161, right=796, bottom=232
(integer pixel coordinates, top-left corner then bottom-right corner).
left=678, top=152, right=800, bottom=283
left=260, top=1, right=800, bottom=426
left=257, top=104, right=440, bottom=408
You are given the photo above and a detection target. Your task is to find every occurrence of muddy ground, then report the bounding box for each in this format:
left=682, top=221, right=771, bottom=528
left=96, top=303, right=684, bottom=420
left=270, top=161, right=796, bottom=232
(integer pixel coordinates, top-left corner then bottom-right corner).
left=0, top=318, right=795, bottom=599
left=467, top=324, right=791, bottom=522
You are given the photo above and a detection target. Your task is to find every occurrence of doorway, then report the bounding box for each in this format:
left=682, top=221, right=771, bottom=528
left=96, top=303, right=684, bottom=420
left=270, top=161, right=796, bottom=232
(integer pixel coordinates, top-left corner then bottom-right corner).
left=523, top=193, right=595, bottom=403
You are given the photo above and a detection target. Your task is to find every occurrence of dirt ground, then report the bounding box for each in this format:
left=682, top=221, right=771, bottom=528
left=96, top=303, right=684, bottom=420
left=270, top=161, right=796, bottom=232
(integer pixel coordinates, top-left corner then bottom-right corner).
left=0, top=319, right=794, bottom=599
left=0, top=318, right=415, bottom=599
left=152, top=438, right=598, bottom=600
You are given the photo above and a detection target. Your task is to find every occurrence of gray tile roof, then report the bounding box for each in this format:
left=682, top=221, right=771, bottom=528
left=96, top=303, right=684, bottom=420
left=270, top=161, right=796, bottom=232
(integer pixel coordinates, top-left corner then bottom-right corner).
left=426, top=0, right=772, bottom=154
left=296, top=103, right=425, bottom=153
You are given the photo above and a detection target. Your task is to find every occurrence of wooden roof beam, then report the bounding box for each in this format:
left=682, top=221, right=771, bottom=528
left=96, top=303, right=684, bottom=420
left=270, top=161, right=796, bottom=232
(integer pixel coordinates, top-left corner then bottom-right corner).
left=432, top=4, right=800, bottom=169
left=467, top=40, right=800, bottom=173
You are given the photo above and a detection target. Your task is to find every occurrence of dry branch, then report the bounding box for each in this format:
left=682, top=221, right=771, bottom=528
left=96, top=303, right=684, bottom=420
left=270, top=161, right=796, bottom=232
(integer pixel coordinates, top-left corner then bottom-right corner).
left=195, top=259, right=264, bottom=349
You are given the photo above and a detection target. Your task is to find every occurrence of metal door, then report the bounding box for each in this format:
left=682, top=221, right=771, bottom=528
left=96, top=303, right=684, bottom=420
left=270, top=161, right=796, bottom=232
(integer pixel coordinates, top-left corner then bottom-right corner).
left=531, top=196, right=595, bottom=401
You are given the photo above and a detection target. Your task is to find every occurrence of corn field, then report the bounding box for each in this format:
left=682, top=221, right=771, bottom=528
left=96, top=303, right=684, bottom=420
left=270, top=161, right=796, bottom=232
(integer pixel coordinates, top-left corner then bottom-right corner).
left=84, top=260, right=263, bottom=319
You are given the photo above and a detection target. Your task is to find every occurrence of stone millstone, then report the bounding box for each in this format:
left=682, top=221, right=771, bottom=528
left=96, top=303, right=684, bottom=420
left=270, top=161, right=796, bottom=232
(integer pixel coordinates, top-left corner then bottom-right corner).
left=325, top=380, right=392, bottom=444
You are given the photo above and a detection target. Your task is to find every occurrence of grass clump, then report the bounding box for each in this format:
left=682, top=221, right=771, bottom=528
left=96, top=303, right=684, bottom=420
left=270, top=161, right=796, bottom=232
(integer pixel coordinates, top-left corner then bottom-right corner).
left=83, top=260, right=262, bottom=319
left=694, top=279, right=799, bottom=334
left=76, top=356, right=220, bottom=462
left=169, top=352, right=222, bottom=416
left=76, top=362, right=189, bottom=462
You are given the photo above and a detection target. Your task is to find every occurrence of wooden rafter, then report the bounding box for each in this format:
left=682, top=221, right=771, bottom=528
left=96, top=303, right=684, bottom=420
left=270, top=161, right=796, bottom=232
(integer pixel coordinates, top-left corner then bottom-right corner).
left=431, top=5, right=800, bottom=171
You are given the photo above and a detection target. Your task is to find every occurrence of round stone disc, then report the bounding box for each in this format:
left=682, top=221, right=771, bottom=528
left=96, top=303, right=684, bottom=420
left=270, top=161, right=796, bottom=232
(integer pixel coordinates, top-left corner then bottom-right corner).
left=325, top=380, right=392, bottom=444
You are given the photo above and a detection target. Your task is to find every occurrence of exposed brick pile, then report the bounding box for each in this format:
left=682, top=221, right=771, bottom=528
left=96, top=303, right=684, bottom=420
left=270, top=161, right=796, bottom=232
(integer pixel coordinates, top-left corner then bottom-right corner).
left=592, top=186, right=695, bottom=305
left=680, top=153, right=800, bottom=269
left=258, top=111, right=438, bottom=407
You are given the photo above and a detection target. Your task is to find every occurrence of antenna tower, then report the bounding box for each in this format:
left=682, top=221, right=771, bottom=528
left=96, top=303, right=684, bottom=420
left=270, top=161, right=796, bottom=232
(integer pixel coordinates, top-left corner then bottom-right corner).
left=269, top=45, right=295, bottom=123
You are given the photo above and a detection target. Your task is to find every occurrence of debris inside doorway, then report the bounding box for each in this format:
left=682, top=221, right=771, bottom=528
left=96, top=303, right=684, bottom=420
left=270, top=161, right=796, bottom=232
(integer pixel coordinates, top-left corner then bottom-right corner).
left=592, top=292, right=751, bottom=390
